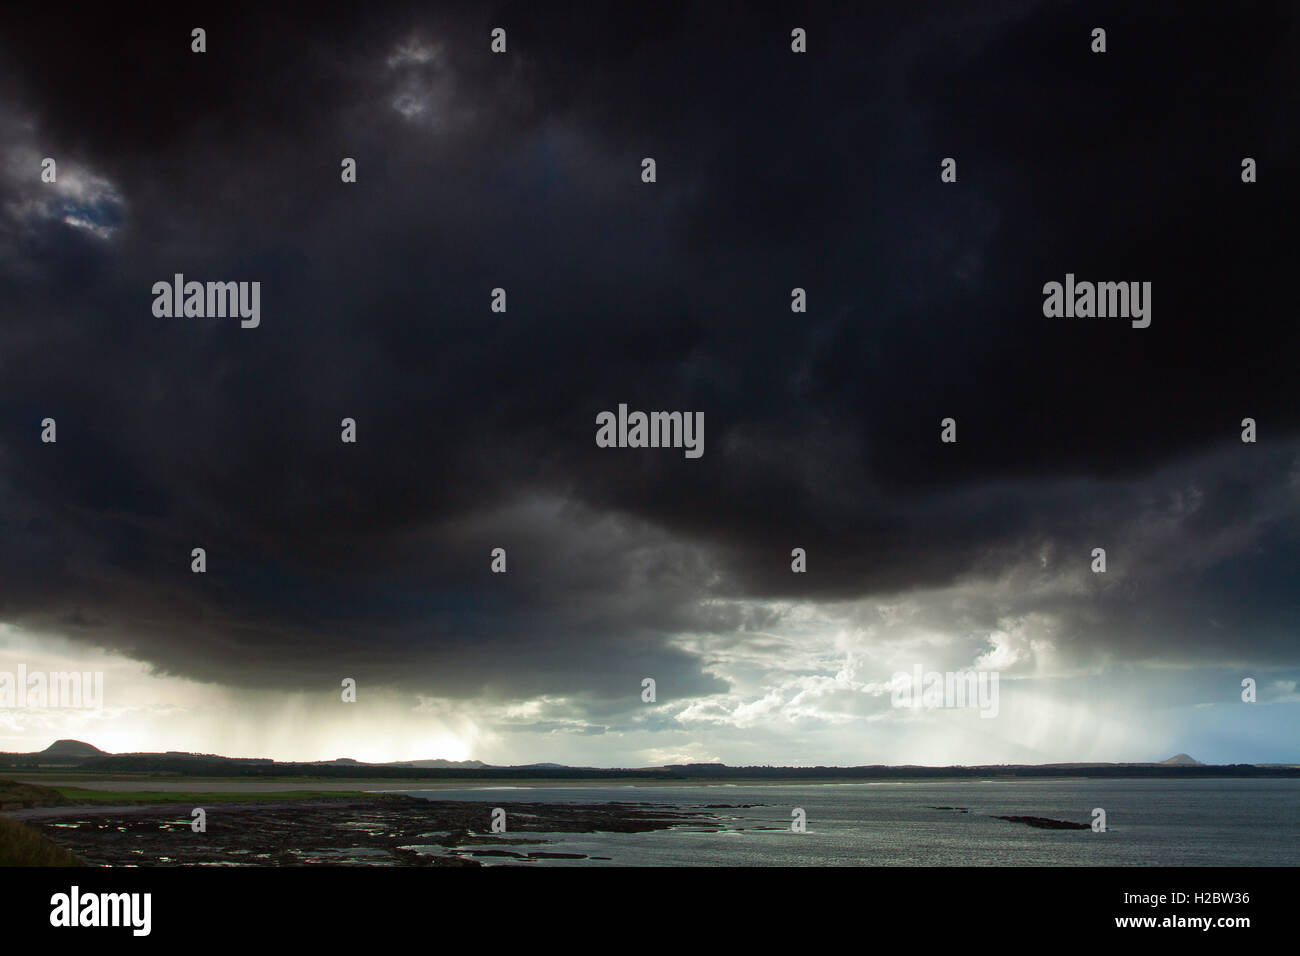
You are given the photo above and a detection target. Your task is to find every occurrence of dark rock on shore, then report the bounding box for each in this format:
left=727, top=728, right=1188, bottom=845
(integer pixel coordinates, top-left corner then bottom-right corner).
left=993, top=815, right=1090, bottom=830
left=24, top=795, right=720, bottom=866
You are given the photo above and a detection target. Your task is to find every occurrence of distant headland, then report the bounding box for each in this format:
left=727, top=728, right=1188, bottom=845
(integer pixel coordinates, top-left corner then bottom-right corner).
left=2, top=741, right=1295, bottom=781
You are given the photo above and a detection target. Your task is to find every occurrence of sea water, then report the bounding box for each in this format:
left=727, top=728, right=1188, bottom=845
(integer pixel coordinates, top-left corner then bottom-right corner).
left=404, top=778, right=1300, bottom=866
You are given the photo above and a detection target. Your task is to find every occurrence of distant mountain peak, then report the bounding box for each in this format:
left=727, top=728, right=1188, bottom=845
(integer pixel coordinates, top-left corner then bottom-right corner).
left=41, top=739, right=106, bottom=756
left=1160, top=753, right=1202, bottom=765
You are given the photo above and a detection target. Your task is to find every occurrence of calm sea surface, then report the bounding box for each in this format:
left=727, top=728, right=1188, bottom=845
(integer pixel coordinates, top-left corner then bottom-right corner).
left=401, top=779, right=1300, bottom=866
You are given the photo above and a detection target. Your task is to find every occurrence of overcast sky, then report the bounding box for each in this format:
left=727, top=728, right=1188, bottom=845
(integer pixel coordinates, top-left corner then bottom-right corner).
left=1, top=1, right=1297, bottom=766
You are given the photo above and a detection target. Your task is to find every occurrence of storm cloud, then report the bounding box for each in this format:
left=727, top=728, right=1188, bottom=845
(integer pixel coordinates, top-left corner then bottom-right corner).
left=0, top=0, right=1296, bottom=763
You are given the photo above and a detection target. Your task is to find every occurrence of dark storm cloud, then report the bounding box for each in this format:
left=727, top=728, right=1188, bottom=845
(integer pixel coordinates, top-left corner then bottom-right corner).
left=0, top=1, right=1295, bottom=706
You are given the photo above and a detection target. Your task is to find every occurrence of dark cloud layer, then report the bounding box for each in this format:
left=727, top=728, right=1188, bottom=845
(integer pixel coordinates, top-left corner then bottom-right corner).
left=0, top=1, right=1296, bottom=709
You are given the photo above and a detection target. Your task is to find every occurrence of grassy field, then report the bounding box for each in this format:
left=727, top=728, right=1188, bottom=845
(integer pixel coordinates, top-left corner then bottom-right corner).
left=0, top=779, right=72, bottom=809
left=1, top=778, right=387, bottom=807
left=0, top=815, right=84, bottom=866
left=0, top=779, right=403, bottom=866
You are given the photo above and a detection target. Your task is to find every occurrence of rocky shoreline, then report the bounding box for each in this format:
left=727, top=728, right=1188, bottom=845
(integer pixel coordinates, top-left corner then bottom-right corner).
left=8, top=797, right=1113, bottom=865
left=16, top=795, right=726, bottom=866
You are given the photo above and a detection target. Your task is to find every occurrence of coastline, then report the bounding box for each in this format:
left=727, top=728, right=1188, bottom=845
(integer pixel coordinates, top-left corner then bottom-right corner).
left=7, top=794, right=725, bottom=866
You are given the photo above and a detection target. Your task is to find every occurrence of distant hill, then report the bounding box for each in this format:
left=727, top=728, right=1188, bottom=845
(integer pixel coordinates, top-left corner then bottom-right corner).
left=4, top=741, right=1293, bottom=781
left=40, top=740, right=105, bottom=757
left=508, top=762, right=571, bottom=770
